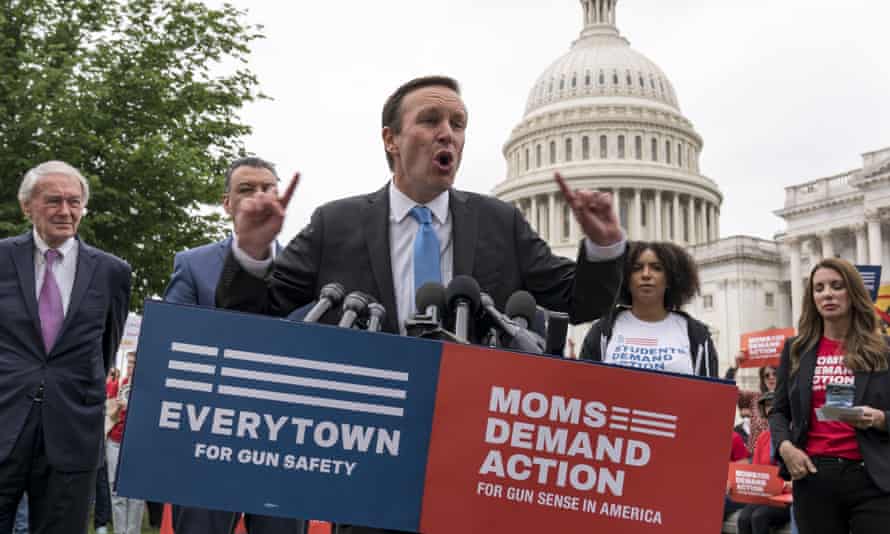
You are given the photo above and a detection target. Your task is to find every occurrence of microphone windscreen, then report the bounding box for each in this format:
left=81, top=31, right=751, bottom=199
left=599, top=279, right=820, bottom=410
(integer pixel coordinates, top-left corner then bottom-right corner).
left=319, top=282, right=346, bottom=303
left=343, top=291, right=373, bottom=312
left=415, top=282, right=447, bottom=316
left=446, top=275, right=481, bottom=312
left=505, top=290, right=537, bottom=326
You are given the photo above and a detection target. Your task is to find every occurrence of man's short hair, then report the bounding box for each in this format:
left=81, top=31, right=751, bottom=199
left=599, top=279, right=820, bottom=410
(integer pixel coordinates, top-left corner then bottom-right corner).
left=224, top=157, right=278, bottom=192
left=18, top=161, right=90, bottom=207
left=381, top=75, right=461, bottom=171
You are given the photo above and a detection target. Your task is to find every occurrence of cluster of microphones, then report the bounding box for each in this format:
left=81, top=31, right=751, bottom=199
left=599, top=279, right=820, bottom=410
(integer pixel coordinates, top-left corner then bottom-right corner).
left=300, top=275, right=570, bottom=356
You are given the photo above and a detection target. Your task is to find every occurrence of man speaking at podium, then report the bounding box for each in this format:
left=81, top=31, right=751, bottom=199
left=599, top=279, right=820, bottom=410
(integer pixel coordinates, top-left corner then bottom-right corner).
left=216, top=75, right=625, bottom=532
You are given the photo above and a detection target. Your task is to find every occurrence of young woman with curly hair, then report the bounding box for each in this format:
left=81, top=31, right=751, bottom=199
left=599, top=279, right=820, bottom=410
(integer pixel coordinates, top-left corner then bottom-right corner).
left=769, top=258, right=890, bottom=533
left=579, top=241, right=718, bottom=377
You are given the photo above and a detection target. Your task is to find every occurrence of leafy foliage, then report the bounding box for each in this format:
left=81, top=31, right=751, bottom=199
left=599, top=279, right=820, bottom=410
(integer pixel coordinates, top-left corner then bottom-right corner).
left=0, top=0, right=264, bottom=308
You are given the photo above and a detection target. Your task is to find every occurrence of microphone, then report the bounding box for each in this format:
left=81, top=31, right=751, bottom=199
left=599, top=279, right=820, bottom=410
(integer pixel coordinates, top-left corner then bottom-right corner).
left=481, top=291, right=545, bottom=354
left=366, top=303, right=386, bottom=332
left=338, top=291, right=373, bottom=328
left=416, top=282, right=447, bottom=324
left=446, top=276, right=481, bottom=343
left=303, top=283, right=346, bottom=323
left=544, top=311, right=570, bottom=357
left=505, top=290, right=537, bottom=330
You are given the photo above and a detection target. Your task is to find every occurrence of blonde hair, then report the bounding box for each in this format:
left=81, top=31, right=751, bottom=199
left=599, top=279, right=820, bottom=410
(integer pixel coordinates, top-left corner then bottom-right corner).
left=790, top=258, right=888, bottom=374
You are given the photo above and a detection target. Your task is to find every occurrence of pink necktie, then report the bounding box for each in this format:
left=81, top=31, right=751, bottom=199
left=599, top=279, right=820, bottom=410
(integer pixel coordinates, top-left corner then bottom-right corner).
left=39, top=249, right=64, bottom=352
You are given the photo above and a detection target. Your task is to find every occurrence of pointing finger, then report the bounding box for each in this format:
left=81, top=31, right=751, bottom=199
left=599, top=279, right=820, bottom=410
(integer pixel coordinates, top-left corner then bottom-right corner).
left=554, top=172, right=576, bottom=204
left=279, top=172, right=300, bottom=210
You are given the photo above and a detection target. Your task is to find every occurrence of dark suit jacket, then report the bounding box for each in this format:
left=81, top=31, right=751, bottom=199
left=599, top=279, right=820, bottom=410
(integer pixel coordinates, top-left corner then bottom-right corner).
left=0, top=232, right=131, bottom=471
left=769, top=336, right=890, bottom=491
left=164, top=236, right=234, bottom=306
left=216, top=184, right=621, bottom=333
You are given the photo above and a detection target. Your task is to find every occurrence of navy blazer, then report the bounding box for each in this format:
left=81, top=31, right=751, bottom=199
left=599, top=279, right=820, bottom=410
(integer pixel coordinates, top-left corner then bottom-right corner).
left=164, top=237, right=309, bottom=319
left=0, top=232, right=131, bottom=471
left=770, top=336, right=890, bottom=491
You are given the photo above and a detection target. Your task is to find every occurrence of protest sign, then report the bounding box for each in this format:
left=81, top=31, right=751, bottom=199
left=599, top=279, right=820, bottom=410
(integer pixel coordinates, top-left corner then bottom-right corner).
left=739, top=328, right=795, bottom=368
left=855, top=265, right=882, bottom=302
left=727, top=463, right=786, bottom=506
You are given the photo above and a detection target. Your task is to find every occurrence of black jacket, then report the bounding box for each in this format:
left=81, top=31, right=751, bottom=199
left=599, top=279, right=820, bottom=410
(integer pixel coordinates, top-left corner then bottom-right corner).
left=579, top=306, right=719, bottom=378
left=769, top=336, right=890, bottom=490
left=217, top=184, right=623, bottom=334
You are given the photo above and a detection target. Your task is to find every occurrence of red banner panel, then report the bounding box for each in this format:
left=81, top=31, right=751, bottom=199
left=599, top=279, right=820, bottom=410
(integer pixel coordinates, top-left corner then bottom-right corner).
left=421, top=344, right=738, bottom=534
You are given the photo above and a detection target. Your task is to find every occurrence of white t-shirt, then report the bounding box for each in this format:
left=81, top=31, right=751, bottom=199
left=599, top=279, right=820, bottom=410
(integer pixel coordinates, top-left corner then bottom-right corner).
left=604, top=311, right=693, bottom=375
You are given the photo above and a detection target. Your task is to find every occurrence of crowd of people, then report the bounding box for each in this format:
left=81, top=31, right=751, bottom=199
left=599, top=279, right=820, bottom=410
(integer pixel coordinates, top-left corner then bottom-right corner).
left=1, top=75, right=887, bottom=534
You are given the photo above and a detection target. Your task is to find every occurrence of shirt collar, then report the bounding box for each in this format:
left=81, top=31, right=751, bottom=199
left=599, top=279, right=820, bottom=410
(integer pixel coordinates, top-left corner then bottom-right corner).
left=32, top=229, right=77, bottom=259
left=389, top=181, right=450, bottom=225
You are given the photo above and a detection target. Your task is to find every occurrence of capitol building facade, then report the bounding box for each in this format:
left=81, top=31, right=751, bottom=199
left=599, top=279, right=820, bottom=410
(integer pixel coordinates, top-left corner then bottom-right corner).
left=492, top=0, right=890, bottom=378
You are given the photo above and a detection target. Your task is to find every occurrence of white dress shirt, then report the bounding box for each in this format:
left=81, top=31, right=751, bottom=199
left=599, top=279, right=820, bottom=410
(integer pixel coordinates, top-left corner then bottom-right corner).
left=33, top=230, right=79, bottom=317
left=232, top=182, right=626, bottom=333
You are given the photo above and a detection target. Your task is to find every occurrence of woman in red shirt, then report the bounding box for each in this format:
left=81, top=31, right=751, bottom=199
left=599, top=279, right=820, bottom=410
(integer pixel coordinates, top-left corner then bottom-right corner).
left=770, top=258, right=890, bottom=534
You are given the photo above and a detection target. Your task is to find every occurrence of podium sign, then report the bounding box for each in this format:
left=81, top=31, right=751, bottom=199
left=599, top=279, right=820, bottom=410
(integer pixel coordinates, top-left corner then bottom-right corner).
left=118, top=301, right=737, bottom=534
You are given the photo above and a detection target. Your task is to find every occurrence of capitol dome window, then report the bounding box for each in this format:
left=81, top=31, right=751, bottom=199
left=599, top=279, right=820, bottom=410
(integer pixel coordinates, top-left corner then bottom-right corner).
left=585, top=72, right=591, bottom=86
left=582, top=136, right=590, bottom=159
left=536, top=144, right=542, bottom=167
left=560, top=78, right=565, bottom=90
left=600, top=135, right=608, bottom=159
left=565, top=138, right=573, bottom=162
left=549, top=141, right=556, bottom=164
left=677, top=144, right=683, bottom=167
left=618, top=135, right=626, bottom=159
left=651, top=138, right=658, bottom=161
left=639, top=74, right=645, bottom=88
left=612, top=72, right=619, bottom=85
left=599, top=71, right=605, bottom=85
left=571, top=75, right=577, bottom=88
left=525, top=148, right=530, bottom=171
left=626, top=72, right=632, bottom=86
left=665, top=140, right=672, bottom=164
left=635, top=136, right=643, bottom=160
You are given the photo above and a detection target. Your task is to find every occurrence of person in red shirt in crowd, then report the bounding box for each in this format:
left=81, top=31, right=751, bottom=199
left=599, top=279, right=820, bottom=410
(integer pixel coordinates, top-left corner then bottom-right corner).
left=770, top=258, right=890, bottom=534
left=733, top=357, right=778, bottom=454
left=106, top=367, right=120, bottom=399
left=106, top=351, right=144, bottom=534
left=737, top=392, right=790, bottom=534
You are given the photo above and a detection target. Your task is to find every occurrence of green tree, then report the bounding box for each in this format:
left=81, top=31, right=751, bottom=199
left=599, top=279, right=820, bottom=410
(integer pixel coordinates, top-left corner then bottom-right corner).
left=0, top=0, right=264, bottom=309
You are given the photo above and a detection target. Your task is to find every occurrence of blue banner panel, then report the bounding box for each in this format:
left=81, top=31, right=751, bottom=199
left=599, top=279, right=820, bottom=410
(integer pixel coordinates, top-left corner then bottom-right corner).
left=855, top=264, right=882, bottom=302
left=117, top=300, right=443, bottom=532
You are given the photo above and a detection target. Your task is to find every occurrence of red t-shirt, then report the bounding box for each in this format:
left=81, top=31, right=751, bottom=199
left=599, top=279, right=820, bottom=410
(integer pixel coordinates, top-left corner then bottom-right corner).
left=730, top=431, right=749, bottom=462
left=106, top=379, right=119, bottom=399
left=752, top=429, right=773, bottom=466
left=805, top=337, right=862, bottom=460
left=108, top=377, right=130, bottom=444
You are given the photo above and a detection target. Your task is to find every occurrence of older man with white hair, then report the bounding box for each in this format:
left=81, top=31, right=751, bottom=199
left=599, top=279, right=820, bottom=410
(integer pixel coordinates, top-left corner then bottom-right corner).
left=0, top=161, right=131, bottom=533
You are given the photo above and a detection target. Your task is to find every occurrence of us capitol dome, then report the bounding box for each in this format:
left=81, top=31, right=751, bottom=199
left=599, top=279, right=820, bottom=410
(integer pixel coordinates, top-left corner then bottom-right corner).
left=493, top=0, right=722, bottom=259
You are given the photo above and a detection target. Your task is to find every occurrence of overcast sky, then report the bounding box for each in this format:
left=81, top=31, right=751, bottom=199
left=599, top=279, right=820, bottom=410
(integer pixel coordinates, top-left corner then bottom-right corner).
left=221, top=0, right=890, bottom=242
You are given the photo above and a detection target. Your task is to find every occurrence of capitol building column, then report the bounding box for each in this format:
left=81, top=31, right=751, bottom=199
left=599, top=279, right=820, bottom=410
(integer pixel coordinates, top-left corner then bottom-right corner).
left=788, top=237, right=802, bottom=325
left=867, top=210, right=882, bottom=265
left=854, top=223, right=868, bottom=264
left=632, top=188, right=642, bottom=238
left=548, top=193, right=558, bottom=242
left=673, top=193, right=681, bottom=242
left=685, top=195, right=695, bottom=245
left=820, top=231, right=834, bottom=260
left=654, top=189, right=664, bottom=241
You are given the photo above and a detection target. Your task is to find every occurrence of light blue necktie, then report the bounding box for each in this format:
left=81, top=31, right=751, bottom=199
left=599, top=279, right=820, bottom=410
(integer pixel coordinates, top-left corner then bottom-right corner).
left=409, top=206, right=442, bottom=293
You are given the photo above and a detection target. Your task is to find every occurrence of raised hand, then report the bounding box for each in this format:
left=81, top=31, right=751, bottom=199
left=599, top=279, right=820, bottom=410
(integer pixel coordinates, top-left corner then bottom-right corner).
left=234, top=173, right=300, bottom=260
left=555, top=172, right=623, bottom=246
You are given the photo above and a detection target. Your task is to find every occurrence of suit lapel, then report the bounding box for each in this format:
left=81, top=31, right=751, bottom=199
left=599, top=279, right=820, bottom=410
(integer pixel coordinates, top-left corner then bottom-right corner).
left=854, top=372, right=870, bottom=405
left=59, top=238, right=98, bottom=348
left=450, top=189, right=477, bottom=277
left=11, top=233, right=42, bottom=346
left=363, top=185, right=398, bottom=333
left=797, top=344, right=818, bottom=418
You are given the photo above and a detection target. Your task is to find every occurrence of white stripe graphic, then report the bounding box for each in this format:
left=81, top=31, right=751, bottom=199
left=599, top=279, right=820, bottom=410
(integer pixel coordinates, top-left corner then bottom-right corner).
left=165, top=378, right=214, bottom=392
left=223, top=349, right=408, bottom=382
left=610, top=415, right=629, bottom=422
left=171, top=342, right=219, bottom=357
left=169, top=360, right=217, bottom=375
left=609, top=424, right=629, bottom=431
left=631, top=418, right=677, bottom=430
left=630, top=426, right=676, bottom=438
left=611, top=406, right=630, bottom=414
left=217, top=385, right=404, bottom=417
left=220, top=367, right=406, bottom=400
left=632, top=409, right=678, bottom=421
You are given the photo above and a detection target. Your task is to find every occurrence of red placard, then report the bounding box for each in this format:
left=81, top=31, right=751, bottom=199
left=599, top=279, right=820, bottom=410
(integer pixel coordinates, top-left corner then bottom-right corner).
left=420, top=344, right=738, bottom=534
left=726, top=463, right=785, bottom=505
left=739, top=328, right=795, bottom=368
